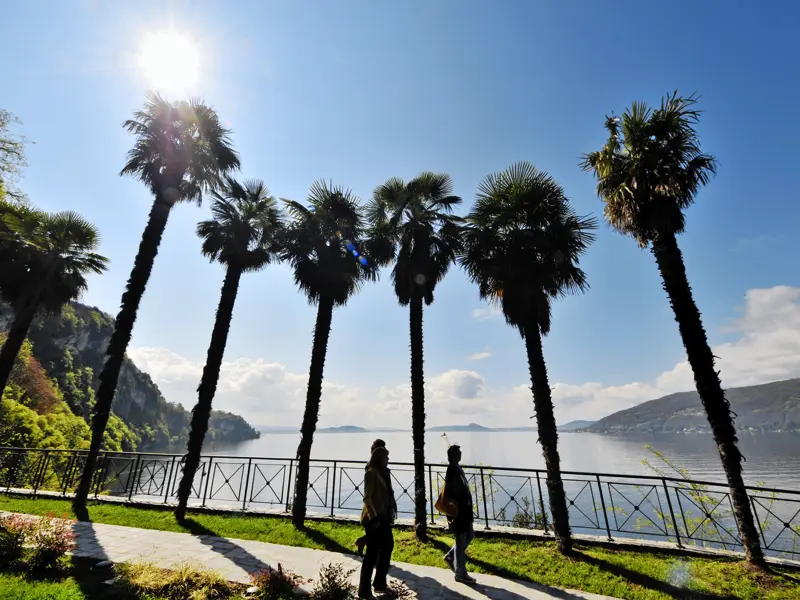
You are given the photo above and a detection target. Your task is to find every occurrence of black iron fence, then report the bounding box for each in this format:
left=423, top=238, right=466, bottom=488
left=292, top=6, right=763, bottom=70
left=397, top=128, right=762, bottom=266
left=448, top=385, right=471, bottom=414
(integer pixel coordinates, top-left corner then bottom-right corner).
left=1, top=446, right=798, bottom=559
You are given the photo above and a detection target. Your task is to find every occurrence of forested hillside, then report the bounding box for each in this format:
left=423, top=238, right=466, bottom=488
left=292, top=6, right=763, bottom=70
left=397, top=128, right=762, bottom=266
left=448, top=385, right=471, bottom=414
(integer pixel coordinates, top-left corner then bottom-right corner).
left=0, top=302, right=259, bottom=451
left=582, top=378, right=800, bottom=434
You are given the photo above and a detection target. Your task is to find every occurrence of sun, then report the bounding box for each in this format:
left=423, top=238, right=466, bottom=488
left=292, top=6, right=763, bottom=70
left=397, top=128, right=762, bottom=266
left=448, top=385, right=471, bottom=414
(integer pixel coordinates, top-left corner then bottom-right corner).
left=138, top=30, right=200, bottom=98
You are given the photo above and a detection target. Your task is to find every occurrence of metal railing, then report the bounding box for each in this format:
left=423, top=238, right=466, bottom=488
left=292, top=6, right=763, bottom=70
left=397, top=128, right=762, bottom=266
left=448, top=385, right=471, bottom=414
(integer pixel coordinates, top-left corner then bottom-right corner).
left=1, top=446, right=798, bottom=559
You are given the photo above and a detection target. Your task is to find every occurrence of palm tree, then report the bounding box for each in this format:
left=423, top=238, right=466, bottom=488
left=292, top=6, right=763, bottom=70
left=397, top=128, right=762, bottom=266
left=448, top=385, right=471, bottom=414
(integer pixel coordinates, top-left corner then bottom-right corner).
left=0, top=204, right=108, bottom=393
left=284, top=181, right=375, bottom=528
left=460, top=162, right=595, bottom=554
left=73, top=93, right=240, bottom=510
left=581, top=92, right=765, bottom=566
left=367, top=173, right=463, bottom=539
left=174, top=177, right=284, bottom=522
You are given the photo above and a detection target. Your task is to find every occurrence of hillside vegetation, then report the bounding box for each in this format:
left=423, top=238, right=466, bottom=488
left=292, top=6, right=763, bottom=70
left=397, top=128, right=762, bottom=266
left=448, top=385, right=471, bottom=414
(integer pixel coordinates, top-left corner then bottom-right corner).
left=0, top=302, right=259, bottom=451
left=583, top=378, right=800, bottom=433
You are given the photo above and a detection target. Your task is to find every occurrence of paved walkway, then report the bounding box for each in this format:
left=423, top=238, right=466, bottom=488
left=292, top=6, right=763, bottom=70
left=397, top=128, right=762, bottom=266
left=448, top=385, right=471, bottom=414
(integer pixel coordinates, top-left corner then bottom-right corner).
left=20, top=515, right=617, bottom=600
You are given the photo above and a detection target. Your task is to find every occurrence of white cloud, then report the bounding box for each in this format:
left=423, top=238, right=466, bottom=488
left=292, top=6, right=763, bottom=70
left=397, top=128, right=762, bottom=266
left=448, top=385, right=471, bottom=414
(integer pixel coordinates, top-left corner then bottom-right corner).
left=129, top=286, right=800, bottom=429
left=467, top=351, right=492, bottom=361
left=471, top=306, right=500, bottom=320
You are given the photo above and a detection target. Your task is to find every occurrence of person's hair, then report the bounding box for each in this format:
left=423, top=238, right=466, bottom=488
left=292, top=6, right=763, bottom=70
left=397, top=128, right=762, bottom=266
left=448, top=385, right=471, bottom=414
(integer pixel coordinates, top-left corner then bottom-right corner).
left=447, top=445, right=461, bottom=462
left=370, top=439, right=386, bottom=453
left=367, top=445, right=389, bottom=469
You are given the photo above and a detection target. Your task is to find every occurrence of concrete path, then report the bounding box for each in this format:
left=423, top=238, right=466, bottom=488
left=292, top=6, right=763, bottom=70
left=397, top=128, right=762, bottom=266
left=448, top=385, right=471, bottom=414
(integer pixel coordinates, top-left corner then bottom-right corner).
left=14, top=512, right=618, bottom=599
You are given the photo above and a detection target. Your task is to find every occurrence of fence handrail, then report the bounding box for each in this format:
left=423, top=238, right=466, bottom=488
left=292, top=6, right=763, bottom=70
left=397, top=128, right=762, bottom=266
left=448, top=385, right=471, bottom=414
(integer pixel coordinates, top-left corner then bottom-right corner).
left=1, top=446, right=797, bottom=495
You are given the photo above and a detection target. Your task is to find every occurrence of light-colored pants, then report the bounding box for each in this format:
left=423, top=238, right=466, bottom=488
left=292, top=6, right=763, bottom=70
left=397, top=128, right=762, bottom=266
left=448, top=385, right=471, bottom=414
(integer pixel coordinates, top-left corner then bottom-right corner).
left=444, top=523, right=475, bottom=577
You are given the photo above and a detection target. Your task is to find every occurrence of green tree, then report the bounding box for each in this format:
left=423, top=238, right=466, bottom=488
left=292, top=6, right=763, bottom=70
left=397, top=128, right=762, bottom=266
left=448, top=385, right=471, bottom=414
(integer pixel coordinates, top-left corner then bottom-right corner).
left=284, top=181, right=375, bottom=527
left=460, top=161, right=596, bottom=554
left=581, top=92, right=765, bottom=566
left=175, top=178, right=284, bottom=521
left=73, top=93, right=240, bottom=510
left=0, top=109, right=29, bottom=203
left=367, top=173, right=463, bottom=538
left=0, top=205, right=108, bottom=395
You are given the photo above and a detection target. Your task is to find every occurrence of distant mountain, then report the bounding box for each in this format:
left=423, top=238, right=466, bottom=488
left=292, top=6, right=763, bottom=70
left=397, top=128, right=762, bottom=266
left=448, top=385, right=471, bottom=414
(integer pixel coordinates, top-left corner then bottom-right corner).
left=429, top=423, right=492, bottom=432
left=318, top=425, right=367, bottom=434
left=429, top=423, right=536, bottom=433
left=582, top=378, right=800, bottom=434
left=558, top=420, right=596, bottom=432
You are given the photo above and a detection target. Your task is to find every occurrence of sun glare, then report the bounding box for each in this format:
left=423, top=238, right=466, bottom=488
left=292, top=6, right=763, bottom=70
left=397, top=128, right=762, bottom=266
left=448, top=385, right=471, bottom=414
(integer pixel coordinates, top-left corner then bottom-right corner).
left=138, top=30, right=200, bottom=98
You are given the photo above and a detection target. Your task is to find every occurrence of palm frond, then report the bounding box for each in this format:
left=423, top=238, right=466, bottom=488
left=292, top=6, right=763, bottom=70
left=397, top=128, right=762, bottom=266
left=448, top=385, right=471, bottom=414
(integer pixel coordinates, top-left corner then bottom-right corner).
left=461, top=161, right=595, bottom=334
left=582, top=91, right=716, bottom=246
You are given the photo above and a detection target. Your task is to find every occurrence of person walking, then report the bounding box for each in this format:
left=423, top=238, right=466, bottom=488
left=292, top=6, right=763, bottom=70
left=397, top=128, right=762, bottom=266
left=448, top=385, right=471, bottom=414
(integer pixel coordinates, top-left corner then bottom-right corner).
left=442, top=445, right=476, bottom=584
left=355, top=439, right=397, bottom=557
left=359, top=445, right=396, bottom=599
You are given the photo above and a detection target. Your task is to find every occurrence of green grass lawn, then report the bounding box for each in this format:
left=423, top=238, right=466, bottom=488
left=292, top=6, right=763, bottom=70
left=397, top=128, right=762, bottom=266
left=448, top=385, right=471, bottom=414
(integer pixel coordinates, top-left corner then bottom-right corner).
left=1, top=493, right=799, bottom=600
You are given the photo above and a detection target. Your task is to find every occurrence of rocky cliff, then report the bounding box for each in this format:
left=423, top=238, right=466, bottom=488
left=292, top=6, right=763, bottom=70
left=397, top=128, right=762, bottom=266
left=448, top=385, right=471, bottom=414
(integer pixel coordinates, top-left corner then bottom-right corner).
left=0, top=302, right=259, bottom=451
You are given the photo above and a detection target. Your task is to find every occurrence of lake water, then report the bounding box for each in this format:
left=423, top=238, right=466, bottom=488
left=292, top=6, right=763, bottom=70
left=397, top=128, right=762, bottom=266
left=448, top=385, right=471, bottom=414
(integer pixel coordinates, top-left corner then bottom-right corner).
left=213, top=431, right=800, bottom=490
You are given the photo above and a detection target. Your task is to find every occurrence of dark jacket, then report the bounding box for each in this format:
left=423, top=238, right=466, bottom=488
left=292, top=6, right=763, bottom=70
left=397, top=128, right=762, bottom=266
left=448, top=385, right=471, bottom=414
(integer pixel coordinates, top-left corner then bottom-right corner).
left=445, top=463, right=474, bottom=533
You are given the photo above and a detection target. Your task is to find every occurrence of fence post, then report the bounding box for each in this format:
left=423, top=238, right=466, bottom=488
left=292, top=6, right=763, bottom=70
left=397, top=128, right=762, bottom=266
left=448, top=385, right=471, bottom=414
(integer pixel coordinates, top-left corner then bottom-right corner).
left=94, top=453, right=108, bottom=498
left=201, top=457, right=213, bottom=507
left=62, top=452, right=77, bottom=496
left=128, top=454, right=142, bottom=501
left=428, top=465, right=435, bottom=525
left=285, top=459, right=294, bottom=512
left=241, top=458, right=253, bottom=511
left=749, top=495, right=769, bottom=550
left=662, top=478, right=683, bottom=549
left=596, top=475, right=613, bottom=541
left=480, top=467, right=490, bottom=530
left=535, top=471, right=549, bottom=534
left=32, top=451, right=50, bottom=498
left=330, top=461, right=337, bottom=517
left=164, top=456, right=177, bottom=504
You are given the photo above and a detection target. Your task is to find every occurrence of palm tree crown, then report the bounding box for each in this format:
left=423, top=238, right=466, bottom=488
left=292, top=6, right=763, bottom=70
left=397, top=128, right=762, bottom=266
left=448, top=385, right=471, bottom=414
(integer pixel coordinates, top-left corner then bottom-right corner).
left=1, top=207, right=108, bottom=312
left=580, top=92, right=716, bottom=247
left=367, top=172, right=463, bottom=305
left=197, top=177, right=284, bottom=271
left=461, top=162, right=596, bottom=334
left=282, top=180, right=376, bottom=305
left=121, top=92, right=240, bottom=204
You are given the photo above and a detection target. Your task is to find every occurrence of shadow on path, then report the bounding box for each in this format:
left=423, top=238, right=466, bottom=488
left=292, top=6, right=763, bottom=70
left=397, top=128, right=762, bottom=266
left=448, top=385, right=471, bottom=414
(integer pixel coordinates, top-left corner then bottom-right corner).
left=69, top=508, right=114, bottom=599
left=389, top=563, right=588, bottom=600
left=181, top=517, right=274, bottom=576
left=299, top=523, right=355, bottom=556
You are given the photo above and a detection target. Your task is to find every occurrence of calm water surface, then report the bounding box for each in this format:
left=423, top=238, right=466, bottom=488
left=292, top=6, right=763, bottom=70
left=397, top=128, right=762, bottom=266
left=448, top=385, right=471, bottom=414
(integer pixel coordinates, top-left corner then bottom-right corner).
left=213, top=431, right=800, bottom=490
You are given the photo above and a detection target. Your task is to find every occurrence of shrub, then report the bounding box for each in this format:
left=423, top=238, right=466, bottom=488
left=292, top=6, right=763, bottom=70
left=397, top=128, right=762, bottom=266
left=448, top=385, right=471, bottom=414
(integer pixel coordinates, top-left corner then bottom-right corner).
left=310, top=563, right=357, bottom=600
left=0, top=514, right=32, bottom=566
left=249, top=563, right=304, bottom=599
left=115, top=561, right=236, bottom=600
left=26, top=512, right=77, bottom=571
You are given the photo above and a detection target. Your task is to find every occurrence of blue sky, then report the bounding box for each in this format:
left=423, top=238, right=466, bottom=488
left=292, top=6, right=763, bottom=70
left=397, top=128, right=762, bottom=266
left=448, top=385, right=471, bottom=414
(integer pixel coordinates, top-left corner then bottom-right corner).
left=2, top=0, right=799, bottom=428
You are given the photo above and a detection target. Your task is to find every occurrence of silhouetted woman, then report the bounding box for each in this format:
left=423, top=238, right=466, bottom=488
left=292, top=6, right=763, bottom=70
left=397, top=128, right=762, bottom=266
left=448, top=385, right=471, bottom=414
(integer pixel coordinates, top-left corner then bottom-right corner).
left=355, top=439, right=396, bottom=556
left=358, top=445, right=396, bottom=599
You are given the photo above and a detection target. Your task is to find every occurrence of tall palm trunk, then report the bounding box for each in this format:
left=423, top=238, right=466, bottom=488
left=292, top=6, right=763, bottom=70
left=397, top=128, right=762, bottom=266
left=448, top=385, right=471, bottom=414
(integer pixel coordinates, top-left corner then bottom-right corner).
left=409, top=293, right=427, bottom=539
left=292, top=294, right=335, bottom=528
left=175, top=265, right=242, bottom=522
left=652, top=233, right=765, bottom=566
left=523, top=322, right=572, bottom=554
left=73, top=194, right=173, bottom=511
left=0, top=304, right=37, bottom=393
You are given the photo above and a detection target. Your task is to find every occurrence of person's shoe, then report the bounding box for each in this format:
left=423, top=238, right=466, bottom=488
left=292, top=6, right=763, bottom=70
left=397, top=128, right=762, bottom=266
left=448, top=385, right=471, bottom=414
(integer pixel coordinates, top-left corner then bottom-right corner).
left=358, top=589, right=375, bottom=599
left=444, top=554, right=455, bottom=571
left=373, top=583, right=388, bottom=594
left=355, top=537, right=366, bottom=557
left=455, top=573, right=477, bottom=585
